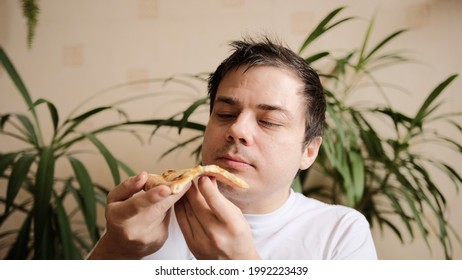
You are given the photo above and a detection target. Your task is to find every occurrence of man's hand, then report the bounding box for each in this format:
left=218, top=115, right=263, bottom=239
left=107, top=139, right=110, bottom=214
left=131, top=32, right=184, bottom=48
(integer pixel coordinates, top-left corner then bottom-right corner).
left=87, top=171, right=190, bottom=259
left=175, top=176, right=260, bottom=260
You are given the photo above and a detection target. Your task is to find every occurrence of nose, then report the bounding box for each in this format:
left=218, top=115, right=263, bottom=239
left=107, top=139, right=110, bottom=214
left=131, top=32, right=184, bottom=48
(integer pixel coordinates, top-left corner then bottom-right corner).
left=225, top=114, right=254, bottom=146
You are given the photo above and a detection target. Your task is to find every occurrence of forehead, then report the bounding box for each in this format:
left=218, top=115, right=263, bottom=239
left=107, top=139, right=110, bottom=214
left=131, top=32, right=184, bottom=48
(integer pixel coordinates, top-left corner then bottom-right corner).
left=216, top=65, right=305, bottom=106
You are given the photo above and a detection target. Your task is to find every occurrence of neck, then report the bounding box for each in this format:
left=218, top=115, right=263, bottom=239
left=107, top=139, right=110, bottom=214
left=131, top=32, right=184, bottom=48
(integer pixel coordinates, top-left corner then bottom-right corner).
left=227, top=187, right=292, bottom=214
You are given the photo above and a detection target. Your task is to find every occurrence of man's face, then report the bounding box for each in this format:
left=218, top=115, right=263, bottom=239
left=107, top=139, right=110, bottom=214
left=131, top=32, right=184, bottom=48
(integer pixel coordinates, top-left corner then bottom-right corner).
left=201, top=65, right=320, bottom=214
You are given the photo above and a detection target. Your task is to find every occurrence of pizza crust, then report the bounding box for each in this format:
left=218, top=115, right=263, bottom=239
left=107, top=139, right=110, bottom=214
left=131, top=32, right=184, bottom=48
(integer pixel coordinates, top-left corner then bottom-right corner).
left=144, top=164, right=249, bottom=194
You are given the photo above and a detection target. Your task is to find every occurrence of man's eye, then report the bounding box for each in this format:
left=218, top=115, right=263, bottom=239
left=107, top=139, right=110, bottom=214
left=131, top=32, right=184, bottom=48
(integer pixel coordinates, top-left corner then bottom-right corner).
left=259, top=120, right=281, bottom=128
left=216, top=113, right=235, bottom=120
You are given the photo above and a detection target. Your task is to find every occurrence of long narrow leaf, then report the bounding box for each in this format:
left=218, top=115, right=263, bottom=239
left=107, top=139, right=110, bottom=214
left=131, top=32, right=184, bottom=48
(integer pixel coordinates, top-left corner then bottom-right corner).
left=178, top=97, right=208, bottom=134
left=384, top=187, right=414, bottom=238
left=402, top=188, right=431, bottom=250
left=0, top=152, right=18, bottom=176
left=299, top=7, right=350, bottom=53
left=56, top=119, right=205, bottom=153
left=0, top=47, right=43, bottom=146
left=57, top=106, right=112, bottom=142
left=32, top=98, right=59, bottom=135
left=349, top=151, right=365, bottom=204
left=377, top=215, right=405, bottom=243
left=33, top=146, right=55, bottom=259
left=117, top=159, right=136, bottom=177
left=84, top=133, right=120, bottom=185
left=364, top=29, right=407, bottom=62
left=5, top=213, right=33, bottom=259
left=411, top=74, right=458, bottom=129
left=53, top=191, right=82, bottom=259
left=0, top=47, right=34, bottom=112
left=5, top=153, right=35, bottom=216
left=0, top=114, right=10, bottom=130
left=159, top=134, right=204, bottom=159
left=16, top=114, right=39, bottom=146
left=68, top=156, right=98, bottom=243
left=304, top=51, right=330, bottom=64
left=356, top=12, right=375, bottom=70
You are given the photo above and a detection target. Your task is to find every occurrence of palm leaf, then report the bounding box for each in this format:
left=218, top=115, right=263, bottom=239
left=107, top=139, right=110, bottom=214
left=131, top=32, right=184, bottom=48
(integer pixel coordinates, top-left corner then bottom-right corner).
left=178, top=97, right=208, bottom=134
left=363, top=29, right=407, bottom=63
left=159, top=134, right=204, bottom=159
left=349, top=151, right=365, bottom=204
left=4, top=153, right=35, bottom=216
left=0, top=152, right=18, bottom=177
left=411, top=74, right=458, bottom=130
left=33, top=146, right=55, bottom=259
left=68, top=156, right=98, bottom=243
left=117, top=159, right=136, bottom=177
left=84, top=133, right=120, bottom=185
left=57, top=106, right=112, bottom=142
left=376, top=215, right=405, bottom=243
left=304, top=51, right=330, bottom=64
left=299, top=7, right=354, bottom=53
left=5, top=213, right=33, bottom=259
left=0, top=47, right=43, bottom=145
left=0, top=47, right=34, bottom=112
left=356, top=11, right=379, bottom=70
left=53, top=191, right=81, bottom=259
left=32, top=98, right=59, bottom=136
left=16, top=114, right=40, bottom=146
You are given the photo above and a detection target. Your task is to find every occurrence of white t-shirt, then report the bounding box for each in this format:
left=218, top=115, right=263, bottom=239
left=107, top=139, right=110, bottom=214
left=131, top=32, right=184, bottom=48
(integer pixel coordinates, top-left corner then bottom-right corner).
left=144, top=190, right=377, bottom=260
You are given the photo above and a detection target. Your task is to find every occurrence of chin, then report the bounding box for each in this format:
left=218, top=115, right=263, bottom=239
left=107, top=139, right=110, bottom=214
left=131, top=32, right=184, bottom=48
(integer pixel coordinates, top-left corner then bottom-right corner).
left=217, top=182, right=244, bottom=198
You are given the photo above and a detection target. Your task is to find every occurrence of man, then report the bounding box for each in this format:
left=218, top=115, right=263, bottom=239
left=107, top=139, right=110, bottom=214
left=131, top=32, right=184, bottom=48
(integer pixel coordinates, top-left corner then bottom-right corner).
left=88, top=37, right=377, bottom=260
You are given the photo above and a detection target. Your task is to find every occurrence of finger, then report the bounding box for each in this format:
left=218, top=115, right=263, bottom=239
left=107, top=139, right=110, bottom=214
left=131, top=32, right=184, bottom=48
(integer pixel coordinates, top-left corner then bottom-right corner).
left=137, top=180, right=193, bottom=215
left=184, top=179, right=211, bottom=211
left=107, top=172, right=148, bottom=203
left=109, top=179, right=192, bottom=220
left=139, top=185, right=172, bottom=207
left=175, top=198, right=193, bottom=238
left=197, top=176, right=240, bottom=222
left=184, top=180, right=219, bottom=221
left=176, top=191, right=207, bottom=239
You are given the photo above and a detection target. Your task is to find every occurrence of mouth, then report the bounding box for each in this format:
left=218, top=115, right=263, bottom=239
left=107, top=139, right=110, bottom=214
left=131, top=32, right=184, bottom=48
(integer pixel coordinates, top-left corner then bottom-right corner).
left=215, top=154, right=253, bottom=170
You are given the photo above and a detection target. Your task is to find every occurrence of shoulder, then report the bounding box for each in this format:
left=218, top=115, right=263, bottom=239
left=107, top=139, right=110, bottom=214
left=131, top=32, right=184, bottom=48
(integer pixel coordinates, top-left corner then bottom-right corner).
left=290, top=193, right=376, bottom=259
left=291, top=191, right=366, bottom=220
left=289, top=192, right=372, bottom=237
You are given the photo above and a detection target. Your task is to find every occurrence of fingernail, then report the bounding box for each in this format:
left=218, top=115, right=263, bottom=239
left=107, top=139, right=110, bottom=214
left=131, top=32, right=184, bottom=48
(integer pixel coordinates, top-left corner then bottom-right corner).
left=135, top=172, right=146, bottom=182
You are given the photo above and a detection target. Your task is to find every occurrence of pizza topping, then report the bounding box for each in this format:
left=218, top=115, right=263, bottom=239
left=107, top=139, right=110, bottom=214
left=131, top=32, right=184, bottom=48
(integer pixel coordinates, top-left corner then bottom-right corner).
left=144, top=164, right=249, bottom=194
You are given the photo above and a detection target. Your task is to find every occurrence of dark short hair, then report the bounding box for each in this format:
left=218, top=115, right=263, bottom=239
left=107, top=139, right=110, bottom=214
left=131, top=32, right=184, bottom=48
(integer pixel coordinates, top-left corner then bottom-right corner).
left=208, top=36, right=326, bottom=145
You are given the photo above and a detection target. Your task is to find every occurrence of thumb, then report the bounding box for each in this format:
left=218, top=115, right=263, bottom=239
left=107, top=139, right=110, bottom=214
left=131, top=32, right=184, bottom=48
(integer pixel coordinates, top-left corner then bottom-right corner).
left=107, top=172, right=148, bottom=203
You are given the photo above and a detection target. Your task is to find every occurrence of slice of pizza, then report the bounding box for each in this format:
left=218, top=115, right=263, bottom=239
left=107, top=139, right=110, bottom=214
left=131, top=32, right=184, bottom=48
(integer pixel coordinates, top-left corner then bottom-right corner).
left=144, top=164, right=249, bottom=194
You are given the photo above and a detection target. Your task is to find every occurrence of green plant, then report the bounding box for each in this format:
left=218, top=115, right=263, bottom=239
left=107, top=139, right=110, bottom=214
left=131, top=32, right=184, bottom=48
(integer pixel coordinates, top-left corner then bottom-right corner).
left=0, top=46, right=209, bottom=259
left=0, top=46, right=129, bottom=259
left=297, top=7, right=461, bottom=259
left=21, top=0, right=40, bottom=48
left=143, top=8, right=462, bottom=259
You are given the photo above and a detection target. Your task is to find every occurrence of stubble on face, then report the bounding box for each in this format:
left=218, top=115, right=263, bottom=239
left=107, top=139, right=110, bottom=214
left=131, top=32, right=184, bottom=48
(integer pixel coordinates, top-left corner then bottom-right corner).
left=200, top=66, right=309, bottom=213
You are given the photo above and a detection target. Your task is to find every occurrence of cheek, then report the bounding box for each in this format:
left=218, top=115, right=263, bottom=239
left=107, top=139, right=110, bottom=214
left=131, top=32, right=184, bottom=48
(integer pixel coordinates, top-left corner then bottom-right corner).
left=201, top=126, right=220, bottom=162
left=259, top=135, right=305, bottom=169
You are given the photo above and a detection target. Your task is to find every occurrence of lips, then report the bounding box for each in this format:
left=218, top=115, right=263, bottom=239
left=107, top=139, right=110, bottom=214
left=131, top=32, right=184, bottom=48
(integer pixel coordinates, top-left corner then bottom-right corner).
left=216, top=154, right=253, bottom=170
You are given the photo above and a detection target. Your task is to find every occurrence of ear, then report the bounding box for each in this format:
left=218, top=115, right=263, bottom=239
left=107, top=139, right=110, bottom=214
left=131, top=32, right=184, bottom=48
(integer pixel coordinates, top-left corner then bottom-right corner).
left=299, top=136, right=322, bottom=170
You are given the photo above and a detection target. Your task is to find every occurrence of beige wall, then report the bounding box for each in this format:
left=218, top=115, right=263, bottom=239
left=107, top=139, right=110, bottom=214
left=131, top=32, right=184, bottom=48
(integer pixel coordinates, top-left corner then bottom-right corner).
left=1, top=0, right=461, bottom=259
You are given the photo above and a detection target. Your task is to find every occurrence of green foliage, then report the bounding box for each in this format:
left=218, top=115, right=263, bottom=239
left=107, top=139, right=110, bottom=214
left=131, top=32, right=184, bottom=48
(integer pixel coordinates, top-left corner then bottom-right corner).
left=297, top=7, right=461, bottom=259
left=0, top=46, right=190, bottom=259
left=21, top=0, right=40, bottom=48
left=0, top=46, right=113, bottom=258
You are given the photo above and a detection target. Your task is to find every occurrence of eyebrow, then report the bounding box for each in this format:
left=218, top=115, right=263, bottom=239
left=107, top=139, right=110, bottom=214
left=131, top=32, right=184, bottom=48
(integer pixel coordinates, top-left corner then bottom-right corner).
left=215, top=96, right=293, bottom=118
left=215, top=96, right=236, bottom=106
